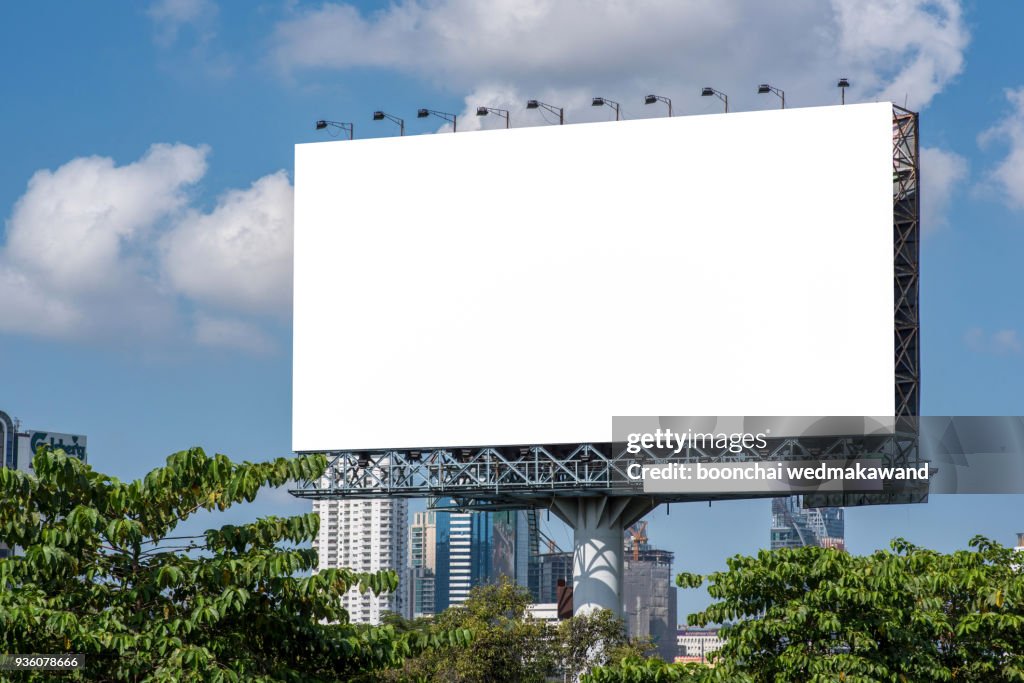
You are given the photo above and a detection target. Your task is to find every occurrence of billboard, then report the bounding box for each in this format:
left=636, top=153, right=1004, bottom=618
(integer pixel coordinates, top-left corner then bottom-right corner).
left=19, top=430, right=88, bottom=469
left=294, top=103, right=895, bottom=452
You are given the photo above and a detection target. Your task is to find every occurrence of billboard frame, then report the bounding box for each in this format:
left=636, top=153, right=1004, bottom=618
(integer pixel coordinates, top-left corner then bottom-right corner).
left=291, top=105, right=922, bottom=510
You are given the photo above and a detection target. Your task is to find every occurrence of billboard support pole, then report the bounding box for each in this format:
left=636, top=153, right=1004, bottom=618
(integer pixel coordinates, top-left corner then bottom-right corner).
left=549, top=495, right=656, bottom=616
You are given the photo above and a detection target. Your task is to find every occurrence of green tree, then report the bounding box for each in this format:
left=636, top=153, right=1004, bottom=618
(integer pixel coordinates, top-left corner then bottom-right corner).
left=0, top=447, right=468, bottom=682
left=385, top=577, right=555, bottom=683
left=383, top=585, right=653, bottom=682
left=558, top=609, right=651, bottom=682
left=588, top=537, right=1024, bottom=682
left=583, top=656, right=710, bottom=683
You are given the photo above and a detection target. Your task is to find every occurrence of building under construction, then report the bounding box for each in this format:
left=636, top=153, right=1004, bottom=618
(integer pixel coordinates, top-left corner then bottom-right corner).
left=622, top=522, right=677, bottom=663
left=529, top=522, right=677, bottom=661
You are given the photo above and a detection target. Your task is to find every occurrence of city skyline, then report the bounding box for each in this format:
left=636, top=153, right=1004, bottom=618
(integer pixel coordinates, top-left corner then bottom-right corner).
left=3, top=1, right=1024, bottom=623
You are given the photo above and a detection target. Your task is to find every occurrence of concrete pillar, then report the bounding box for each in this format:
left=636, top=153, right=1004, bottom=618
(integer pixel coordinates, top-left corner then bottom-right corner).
left=550, top=496, right=657, bottom=617
left=572, top=507, right=624, bottom=615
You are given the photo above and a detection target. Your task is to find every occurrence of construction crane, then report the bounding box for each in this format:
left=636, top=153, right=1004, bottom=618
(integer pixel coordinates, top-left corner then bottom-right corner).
left=537, top=527, right=565, bottom=554
left=626, top=521, right=648, bottom=561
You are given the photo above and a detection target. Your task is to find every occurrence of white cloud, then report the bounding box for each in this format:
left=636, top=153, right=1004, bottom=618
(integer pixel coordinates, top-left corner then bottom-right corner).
left=148, top=0, right=217, bottom=46
left=0, top=144, right=206, bottom=340
left=979, top=87, right=1024, bottom=210
left=992, top=330, right=1023, bottom=354
left=275, top=1, right=969, bottom=241
left=5, top=144, right=207, bottom=294
left=162, top=171, right=293, bottom=316
left=273, top=0, right=968, bottom=113
left=148, top=0, right=234, bottom=79
left=194, top=313, right=276, bottom=354
left=920, top=146, right=967, bottom=232
left=0, top=267, right=82, bottom=337
left=0, top=146, right=293, bottom=352
left=831, top=0, right=966, bottom=109
left=966, top=327, right=1023, bottom=355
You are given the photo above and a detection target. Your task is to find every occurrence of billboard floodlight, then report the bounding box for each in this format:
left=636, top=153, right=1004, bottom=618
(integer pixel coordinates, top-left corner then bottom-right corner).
left=314, top=120, right=353, bottom=140
left=476, top=106, right=510, bottom=128
left=644, top=94, right=672, bottom=117
left=417, top=108, right=457, bottom=132
left=592, top=97, right=620, bottom=121
left=757, top=84, right=785, bottom=109
left=701, top=87, right=728, bottom=113
left=838, top=78, right=851, bottom=104
left=526, top=99, right=564, bottom=124
left=373, top=111, right=404, bottom=136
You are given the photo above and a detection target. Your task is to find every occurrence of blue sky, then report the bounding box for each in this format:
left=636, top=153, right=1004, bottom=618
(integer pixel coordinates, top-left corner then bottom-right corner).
left=2, top=1, right=1023, bottom=622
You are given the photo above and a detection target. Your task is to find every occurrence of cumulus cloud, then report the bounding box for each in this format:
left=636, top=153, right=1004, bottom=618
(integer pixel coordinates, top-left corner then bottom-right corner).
left=978, top=87, right=1024, bottom=210
left=0, top=267, right=82, bottom=337
left=831, top=0, right=966, bottom=109
left=274, top=0, right=970, bottom=231
left=193, top=313, right=276, bottom=354
left=0, top=144, right=207, bottom=340
left=162, top=171, right=293, bottom=316
left=274, top=0, right=969, bottom=238
left=966, top=327, right=1023, bottom=355
left=0, top=145, right=292, bottom=352
left=920, top=146, right=967, bottom=232
left=272, top=0, right=968, bottom=114
left=5, top=144, right=207, bottom=294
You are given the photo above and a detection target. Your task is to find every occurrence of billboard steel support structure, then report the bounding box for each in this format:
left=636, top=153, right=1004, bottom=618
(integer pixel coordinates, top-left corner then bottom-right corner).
left=291, top=105, right=922, bottom=616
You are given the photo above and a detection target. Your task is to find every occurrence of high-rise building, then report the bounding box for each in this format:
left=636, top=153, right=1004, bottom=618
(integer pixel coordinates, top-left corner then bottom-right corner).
left=408, top=565, right=436, bottom=619
left=623, top=526, right=677, bottom=663
left=313, top=496, right=408, bottom=624
left=1015, top=532, right=1024, bottom=553
left=770, top=496, right=844, bottom=550
left=434, top=508, right=473, bottom=611
left=408, top=510, right=437, bottom=618
left=533, top=550, right=573, bottom=604
left=431, top=502, right=538, bottom=613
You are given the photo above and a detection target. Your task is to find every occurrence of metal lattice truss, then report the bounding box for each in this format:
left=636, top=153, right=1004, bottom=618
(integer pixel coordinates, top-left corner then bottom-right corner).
left=892, top=105, right=921, bottom=423
left=290, top=430, right=925, bottom=509
left=291, top=105, right=923, bottom=511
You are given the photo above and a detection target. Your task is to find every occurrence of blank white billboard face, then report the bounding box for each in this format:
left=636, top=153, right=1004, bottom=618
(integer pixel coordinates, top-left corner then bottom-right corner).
left=294, top=103, right=894, bottom=452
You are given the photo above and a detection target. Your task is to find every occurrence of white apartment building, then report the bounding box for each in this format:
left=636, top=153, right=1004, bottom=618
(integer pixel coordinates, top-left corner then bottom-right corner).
left=526, top=603, right=561, bottom=627
left=409, top=510, right=438, bottom=618
left=447, top=511, right=473, bottom=606
left=676, top=628, right=724, bottom=663
left=313, top=496, right=409, bottom=624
